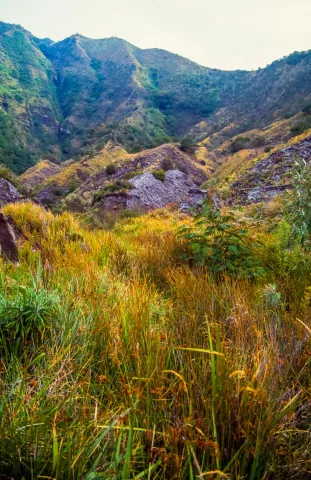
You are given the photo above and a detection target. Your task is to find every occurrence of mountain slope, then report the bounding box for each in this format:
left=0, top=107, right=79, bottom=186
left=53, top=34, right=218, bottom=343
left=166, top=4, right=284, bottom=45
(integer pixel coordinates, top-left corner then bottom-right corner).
left=1, top=20, right=311, bottom=173
left=0, top=22, right=61, bottom=172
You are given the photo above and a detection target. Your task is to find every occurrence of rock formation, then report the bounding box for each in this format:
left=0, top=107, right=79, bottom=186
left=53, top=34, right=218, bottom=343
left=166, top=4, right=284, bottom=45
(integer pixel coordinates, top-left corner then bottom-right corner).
left=0, top=212, right=18, bottom=262
left=0, top=178, right=22, bottom=208
left=98, top=170, right=206, bottom=211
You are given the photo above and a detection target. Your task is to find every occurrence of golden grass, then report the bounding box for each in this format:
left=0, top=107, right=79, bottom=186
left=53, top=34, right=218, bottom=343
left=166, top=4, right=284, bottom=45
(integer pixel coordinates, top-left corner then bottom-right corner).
left=0, top=202, right=310, bottom=478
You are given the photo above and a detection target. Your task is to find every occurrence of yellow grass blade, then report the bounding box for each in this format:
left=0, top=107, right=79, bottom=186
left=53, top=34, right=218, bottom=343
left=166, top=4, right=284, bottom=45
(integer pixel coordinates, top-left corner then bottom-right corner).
left=297, top=318, right=311, bottom=335
left=199, top=470, right=229, bottom=477
left=280, top=390, right=302, bottom=413
left=163, top=370, right=188, bottom=393
left=230, top=370, right=246, bottom=378
left=176, top=347, right=224, bottom=356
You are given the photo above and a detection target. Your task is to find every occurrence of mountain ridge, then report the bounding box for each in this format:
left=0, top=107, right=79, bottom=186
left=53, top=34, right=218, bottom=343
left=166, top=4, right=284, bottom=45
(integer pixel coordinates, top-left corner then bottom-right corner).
left=1, top=20, right=311, bottom=173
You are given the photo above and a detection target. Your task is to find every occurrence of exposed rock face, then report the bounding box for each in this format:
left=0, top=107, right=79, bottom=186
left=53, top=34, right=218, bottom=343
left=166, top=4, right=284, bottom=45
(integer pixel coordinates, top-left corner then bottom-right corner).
left=228, top=134, right=311, bottom=204
left=99, top=170, right=206, bottom=211
left=57, top=144, right=208, bottom=212
left=0, top=213, right=18, bottom=262
left=0, top=178, right=22, bottom=207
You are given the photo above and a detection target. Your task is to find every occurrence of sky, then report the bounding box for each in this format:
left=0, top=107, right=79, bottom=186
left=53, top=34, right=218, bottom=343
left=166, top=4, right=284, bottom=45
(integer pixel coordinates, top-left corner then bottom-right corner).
left=1, top=0, right=311, bottom=71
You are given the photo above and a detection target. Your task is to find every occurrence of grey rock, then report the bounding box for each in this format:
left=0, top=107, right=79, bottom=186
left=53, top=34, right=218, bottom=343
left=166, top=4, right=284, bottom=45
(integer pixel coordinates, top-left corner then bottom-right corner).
left=0, top=212, right=18, bottom=262
left=99, top=170, right=206, bottom=212
left=0, top=178, right=22, bottom=207
left=127, top=170, right=206, bottom=210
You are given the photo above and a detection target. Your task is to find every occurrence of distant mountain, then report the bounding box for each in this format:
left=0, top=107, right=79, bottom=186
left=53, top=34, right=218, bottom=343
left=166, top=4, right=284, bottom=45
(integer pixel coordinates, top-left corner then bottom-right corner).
left=1, top=20, right=311, bottom=173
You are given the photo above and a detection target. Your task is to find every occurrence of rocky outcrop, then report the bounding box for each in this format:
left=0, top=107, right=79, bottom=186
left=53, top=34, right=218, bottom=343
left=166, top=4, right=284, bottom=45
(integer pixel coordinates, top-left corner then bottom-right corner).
left=0, top=213, right=18, bottom=262
left=98, top=170, right=206, bottom=211
left=228, top=134, right=311, bottom=204
left=0, top=178, right=22, bottom=207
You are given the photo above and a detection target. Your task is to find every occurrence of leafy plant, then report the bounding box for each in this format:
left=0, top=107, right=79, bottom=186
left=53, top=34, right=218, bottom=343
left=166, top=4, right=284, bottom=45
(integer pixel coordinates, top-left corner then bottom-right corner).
left=178, top=201, right=265, bottom=278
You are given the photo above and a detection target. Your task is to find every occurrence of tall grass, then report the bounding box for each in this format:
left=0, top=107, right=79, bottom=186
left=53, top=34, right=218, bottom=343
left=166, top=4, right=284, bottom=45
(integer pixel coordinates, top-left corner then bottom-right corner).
left=0, top=203, right=311, bottom=479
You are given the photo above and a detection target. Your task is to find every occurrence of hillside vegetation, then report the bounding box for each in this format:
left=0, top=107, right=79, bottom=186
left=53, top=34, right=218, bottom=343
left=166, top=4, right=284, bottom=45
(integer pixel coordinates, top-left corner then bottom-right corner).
left=1, top=20, right=311, bottom=172
left=1, top=198, right=311, bottom=478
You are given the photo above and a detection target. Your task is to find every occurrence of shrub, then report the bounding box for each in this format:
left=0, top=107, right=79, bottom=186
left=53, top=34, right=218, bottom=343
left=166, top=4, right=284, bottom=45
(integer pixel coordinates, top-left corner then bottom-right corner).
left=180, top=136, right=197, bottom=152
left=152, top=169, right=166, bottom=182
left=161, top=157, right=174, bottom=171
left=230, top=137, right=251, bottom=153
left=178, top=201, right=265, bottom=278
left=291, top=116, right=311, bottom=136
left=106, top=164, right=117, bottom=175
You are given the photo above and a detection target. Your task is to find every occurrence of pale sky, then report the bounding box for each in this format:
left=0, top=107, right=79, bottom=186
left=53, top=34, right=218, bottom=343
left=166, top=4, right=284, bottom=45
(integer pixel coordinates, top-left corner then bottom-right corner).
left=1, top=0, right=311, bottom=71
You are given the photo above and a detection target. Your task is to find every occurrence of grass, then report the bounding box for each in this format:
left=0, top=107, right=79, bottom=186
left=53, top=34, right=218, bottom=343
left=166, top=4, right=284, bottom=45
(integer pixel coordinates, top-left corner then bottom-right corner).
left=0, top=202, right=311, bottom=478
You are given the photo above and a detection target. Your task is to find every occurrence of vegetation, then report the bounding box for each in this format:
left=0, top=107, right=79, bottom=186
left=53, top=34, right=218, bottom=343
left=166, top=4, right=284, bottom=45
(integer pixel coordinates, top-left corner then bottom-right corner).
left=178, top=201, right=264, bottom=278
left=180, top=136, right=197, bottom=153
left=0, top=198, right=311, bottom=478
left=3, top=20, right=311, bottom=173
left=106, top=164, right=118, bottom=175
left=92, top=180, right=133, bottom=204
left=152, top=169, right=166, bottom=182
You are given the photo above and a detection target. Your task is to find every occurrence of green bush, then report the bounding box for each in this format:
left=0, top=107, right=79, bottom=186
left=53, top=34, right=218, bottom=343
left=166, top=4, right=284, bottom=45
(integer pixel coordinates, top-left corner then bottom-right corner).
left=291, top=116, right=311, bottom=136
left=180, top=136, right=197, bottom=153
left=178, top=201, right=265, bottom=278
left=152, top=169, right=166, bottom=182
left=161, top=157, right=174, bottom=171
left=229, top=137, right=251, bottom=153
left=106, top=164, right=117, bottom=175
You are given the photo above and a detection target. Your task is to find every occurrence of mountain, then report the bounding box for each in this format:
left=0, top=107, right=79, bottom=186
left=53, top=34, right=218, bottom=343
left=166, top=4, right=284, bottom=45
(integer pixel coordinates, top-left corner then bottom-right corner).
left=1, top=20, right=311, bottom=174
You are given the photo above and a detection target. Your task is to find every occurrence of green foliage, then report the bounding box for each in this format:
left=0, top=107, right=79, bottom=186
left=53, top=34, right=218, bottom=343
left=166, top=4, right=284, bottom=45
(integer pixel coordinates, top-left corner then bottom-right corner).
left=180, top=136, right=197, bottom=153
left=0, top=285, right=59, bottom=342
left=123, top=170, right=143, bottom=180
left=152, top=169, right=166, bottom=182
left=291, top=115, right=311, bottom=135
left=92, top=180, right=133, bottom=204
left=106, top=163, right=117, bottom=175
left=178, top=201, right=264, bottom=278
left=262, top=284, right=282, bottom=309
left=161, top=156, right=174, bottom=171
left=230, top=136, right=251, bottom=153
